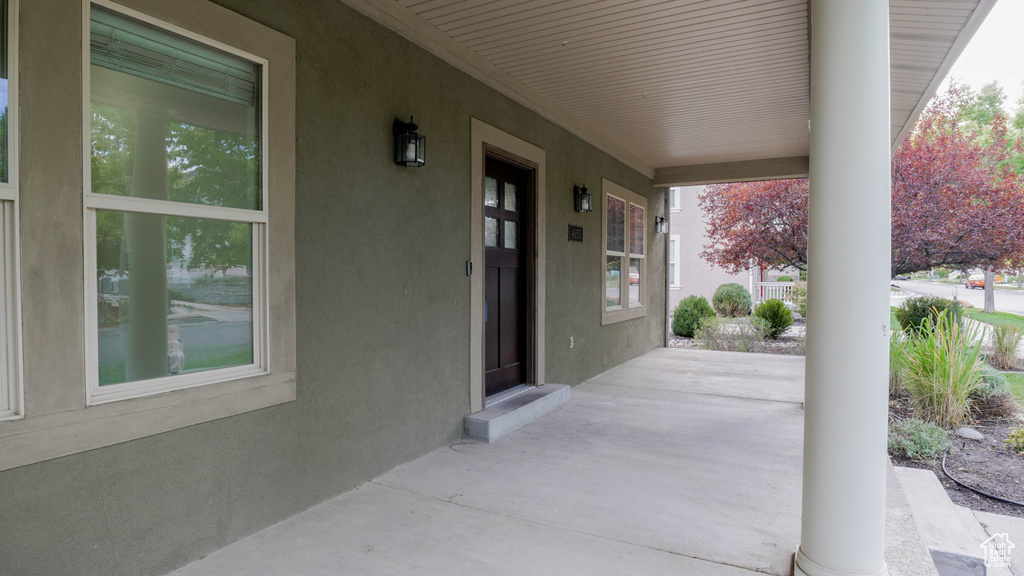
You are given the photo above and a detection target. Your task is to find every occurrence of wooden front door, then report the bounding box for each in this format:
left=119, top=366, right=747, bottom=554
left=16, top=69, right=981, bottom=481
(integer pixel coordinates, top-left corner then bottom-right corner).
left=484, top=156, right=532, bottom=397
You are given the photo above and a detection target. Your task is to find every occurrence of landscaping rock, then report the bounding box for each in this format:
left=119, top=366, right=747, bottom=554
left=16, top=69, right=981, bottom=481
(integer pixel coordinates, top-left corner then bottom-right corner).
left=955, top=427, right=984, bottom=441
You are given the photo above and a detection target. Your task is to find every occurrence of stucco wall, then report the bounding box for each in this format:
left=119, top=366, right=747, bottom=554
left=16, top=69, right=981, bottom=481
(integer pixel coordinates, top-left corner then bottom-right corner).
left=0, top=1, right=663, bottom=575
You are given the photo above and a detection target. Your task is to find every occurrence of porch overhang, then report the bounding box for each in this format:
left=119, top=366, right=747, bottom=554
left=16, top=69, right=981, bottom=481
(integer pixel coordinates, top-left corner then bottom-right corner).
left=341, top=0, right=995, bottom=185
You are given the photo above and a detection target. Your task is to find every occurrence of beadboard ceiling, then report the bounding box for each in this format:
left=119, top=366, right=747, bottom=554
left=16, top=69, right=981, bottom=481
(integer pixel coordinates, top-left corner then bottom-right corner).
left=345, top=0, right=995, bottom=180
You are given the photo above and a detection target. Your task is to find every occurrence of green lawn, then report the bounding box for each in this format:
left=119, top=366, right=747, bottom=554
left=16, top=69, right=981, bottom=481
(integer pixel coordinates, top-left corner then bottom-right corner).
left=1005, top=372, right=1024, bottom=405
left=961, top=309, right=1024, bottom=331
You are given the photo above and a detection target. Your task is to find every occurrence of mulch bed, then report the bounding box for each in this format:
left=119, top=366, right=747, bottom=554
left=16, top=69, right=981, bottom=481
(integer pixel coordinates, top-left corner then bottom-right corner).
left=667, top=318, right=807, bottom=355
left=890, top=394, right=1024, bottom=518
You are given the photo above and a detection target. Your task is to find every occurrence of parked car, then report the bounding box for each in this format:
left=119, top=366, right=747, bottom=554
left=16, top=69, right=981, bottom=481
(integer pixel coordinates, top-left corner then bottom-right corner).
left=629, top=272, right=639, bottom=285
left=965, top=274, right=985, bottom=289
left=893, top=274, right=909, bottom=281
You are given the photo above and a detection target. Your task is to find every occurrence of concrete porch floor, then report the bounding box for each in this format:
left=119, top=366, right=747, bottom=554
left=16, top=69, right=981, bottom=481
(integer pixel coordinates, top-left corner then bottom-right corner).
left=167, top=348, right=932, bottom=576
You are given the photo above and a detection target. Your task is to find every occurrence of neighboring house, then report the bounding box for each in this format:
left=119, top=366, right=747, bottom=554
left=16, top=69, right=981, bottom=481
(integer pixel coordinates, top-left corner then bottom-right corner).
left=0, top=2, right=991, bottom=576
left=667, top=185, right=753, bottom=310
left=667, top=185, right=799, bottom=314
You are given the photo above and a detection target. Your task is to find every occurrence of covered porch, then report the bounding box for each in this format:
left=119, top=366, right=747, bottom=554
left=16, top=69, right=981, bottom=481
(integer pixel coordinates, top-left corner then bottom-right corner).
left=166, top=349, right=932, bottom=576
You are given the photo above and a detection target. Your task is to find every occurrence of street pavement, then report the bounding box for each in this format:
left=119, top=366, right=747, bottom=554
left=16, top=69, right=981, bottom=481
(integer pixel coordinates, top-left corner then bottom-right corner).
left=892, top=279, right=1024, bottom=316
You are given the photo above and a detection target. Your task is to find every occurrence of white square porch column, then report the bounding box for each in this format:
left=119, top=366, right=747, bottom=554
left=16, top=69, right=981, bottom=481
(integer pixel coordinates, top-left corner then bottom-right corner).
left=796, top=1, right=891, bottom=576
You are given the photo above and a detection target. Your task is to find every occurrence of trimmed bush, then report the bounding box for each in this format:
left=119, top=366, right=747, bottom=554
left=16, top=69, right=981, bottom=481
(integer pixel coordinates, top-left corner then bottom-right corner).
left=894, top=296, right=962, bottom=335
left=754, top=298, right=794, bottom=339
left=989, top=324, right=1022, bottom=370
left=903, top=310, right=983, bottom=428
left=776, top=276, right=792, bottom=282
left=672, top=295, right=715, bottom=338
left=694, top=316, right=768, bottom=353
left=888, top=418, right=951, bottom=460
left=712, top=283, right=752, bottom=317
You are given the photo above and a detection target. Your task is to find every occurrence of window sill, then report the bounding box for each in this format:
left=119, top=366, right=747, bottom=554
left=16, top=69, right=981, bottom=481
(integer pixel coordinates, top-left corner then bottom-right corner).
left=0, top=370, right=295, bottom=472
left=602, top=304, right=647, bottom=325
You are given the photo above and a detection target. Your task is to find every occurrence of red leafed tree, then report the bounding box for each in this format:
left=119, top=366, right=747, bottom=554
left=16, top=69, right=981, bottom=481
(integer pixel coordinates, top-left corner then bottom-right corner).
left=891, top=89, right=1024, bottom=277
left=699, top=86, right=1024, bottom=285
left=699, top=179, right=809, bottom=273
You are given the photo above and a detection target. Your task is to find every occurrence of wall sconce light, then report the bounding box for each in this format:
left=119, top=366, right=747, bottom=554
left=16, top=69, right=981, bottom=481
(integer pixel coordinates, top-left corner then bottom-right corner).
left=573, top=184, right=593, bottom=213
left=655, top=215, right=668, bottom=234
left=393, top=116, right=426, bottom=167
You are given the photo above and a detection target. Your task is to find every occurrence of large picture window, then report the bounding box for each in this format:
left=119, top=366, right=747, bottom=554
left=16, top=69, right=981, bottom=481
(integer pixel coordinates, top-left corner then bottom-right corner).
left=602, top=179, right=647, bottom=325
left=86, top=3, right=267, bottom=403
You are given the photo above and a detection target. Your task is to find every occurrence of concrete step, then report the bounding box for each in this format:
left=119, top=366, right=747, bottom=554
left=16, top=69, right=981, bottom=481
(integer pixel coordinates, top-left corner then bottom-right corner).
left=894, top=466, right=1015, bottom=576
left=464, top=384, right=569, bottom=443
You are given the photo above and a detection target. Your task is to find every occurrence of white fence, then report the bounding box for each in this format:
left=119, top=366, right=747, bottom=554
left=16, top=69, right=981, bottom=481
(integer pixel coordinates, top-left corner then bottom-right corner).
left=755, top=281, right=795, bottom=303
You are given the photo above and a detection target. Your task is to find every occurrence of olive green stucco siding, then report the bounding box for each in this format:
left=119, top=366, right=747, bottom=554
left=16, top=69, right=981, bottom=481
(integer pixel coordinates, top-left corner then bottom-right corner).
left=0, top=1, right=664, bottom=574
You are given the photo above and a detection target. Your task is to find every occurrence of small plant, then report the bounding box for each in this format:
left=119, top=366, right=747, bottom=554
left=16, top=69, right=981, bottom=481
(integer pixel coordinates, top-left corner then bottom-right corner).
left=988, top=324, right=1022, bottom=370
left=889, top=331, right=910, bottom=396
left=895, top=296, right=962, bottom=336
left=790, top=279, right=807, bottom=319
left=1006, top=425, right=1024, bottom=454
left=754, top=298, right=794, bottom=340
left=902, top=310, right=984, bottom=428
left=888, top=417, right=951, bottom=460
left=712, top=283, right=752, bottom=317
left=672, top=295, right=716, bottom=338
left=694, top=316, right=768, bottom=353
left=971, top=365, right=1018, bottom=418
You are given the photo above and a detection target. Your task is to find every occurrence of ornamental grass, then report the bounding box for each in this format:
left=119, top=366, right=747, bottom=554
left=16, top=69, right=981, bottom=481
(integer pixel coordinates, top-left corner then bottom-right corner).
left=902, top=310, right=984, bottom=428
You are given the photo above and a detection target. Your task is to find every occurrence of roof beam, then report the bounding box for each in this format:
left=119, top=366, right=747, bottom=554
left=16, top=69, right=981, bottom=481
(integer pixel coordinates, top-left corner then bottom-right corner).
left=653, top=156, right=809, bottom=186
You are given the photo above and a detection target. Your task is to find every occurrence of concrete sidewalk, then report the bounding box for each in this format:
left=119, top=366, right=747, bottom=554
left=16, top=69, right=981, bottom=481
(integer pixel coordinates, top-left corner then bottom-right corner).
left=166, top=348, right=933, bottom=576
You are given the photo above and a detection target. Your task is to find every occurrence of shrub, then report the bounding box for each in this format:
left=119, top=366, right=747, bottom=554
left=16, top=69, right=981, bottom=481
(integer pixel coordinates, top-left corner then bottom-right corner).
left=754, top=299, right=794, bottom=339
left=902, top=310, right=983, bottom=428
left=672, top=295, right=716, bottom=338
left=1006, top=426, right=1024, bottom=454
left=694, top=316, right=768, bottom=353
left=988, top=324, right=1022, bottom=370
left=888, top=418, right=951, bottom=460
left=791, top=279, right=807, bottom=319
left=776, top=276, right=792, bottom=282
left=894, top=296, right=962, bottom=336
left=971, top=365, right=1018, bottom=418
left=889, top=331, right=910, bottom=396
left=712, top=283, right=752, bottom=317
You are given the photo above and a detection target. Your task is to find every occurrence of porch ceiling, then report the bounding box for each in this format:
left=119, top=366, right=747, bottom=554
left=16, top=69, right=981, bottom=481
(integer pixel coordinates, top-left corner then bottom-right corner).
left=346, top=0, right=995, bottom=181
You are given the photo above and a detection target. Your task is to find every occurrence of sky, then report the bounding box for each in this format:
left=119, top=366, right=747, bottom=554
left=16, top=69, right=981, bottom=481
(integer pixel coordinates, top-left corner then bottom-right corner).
left=942, top=0, right=1024, bottom=112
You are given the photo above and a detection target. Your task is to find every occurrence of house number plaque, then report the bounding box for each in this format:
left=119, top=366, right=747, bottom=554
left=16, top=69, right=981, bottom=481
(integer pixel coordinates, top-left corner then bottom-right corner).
left=568, top=225, right=583, bottom=243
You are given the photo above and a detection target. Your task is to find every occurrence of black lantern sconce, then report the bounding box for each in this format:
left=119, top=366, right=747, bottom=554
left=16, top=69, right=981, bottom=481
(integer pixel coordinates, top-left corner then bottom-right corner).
left=573, top=184, right=593, bottom=213
left=393, top=116, right=426, bottom=167
left=655, top=215, right=668, bottom=234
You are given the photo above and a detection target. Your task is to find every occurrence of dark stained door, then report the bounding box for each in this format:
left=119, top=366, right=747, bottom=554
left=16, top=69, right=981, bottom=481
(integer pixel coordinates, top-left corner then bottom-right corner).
left=484, top=157, right=531, bottom=397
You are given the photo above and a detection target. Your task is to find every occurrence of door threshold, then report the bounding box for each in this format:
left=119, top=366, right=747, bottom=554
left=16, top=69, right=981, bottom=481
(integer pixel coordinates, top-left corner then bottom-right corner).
left=484, top=384, right=534, bottom=409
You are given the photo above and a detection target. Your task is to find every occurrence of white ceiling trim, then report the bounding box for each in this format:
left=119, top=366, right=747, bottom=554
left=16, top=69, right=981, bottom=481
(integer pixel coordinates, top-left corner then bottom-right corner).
left=340, top=0, right=656, bottom=178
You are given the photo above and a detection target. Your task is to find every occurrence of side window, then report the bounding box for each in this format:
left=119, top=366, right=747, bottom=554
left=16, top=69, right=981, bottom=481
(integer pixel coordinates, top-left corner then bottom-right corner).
left=669, top=235, right=679, bottom=288
left=669, top=187, right=681, bottom=211
left=86, top=3, right=267, bottom=404
left=602, top=179, right=647, bottom=325
left=0, top=0, right=20, bottom=420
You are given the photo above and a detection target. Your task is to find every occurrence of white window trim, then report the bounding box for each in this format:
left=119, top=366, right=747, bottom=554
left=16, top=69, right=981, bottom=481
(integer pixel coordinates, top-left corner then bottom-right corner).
left=602, top=178, right=647, bottom=325
left=83, top=0, right=270, bottom=405
left=669, top=234, right=680, bottom=288
left=0, top=0, right=295, bottom=472
left=669, top=187, right=681, bottom=212
left=0, top=0, right=22, bottom=421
